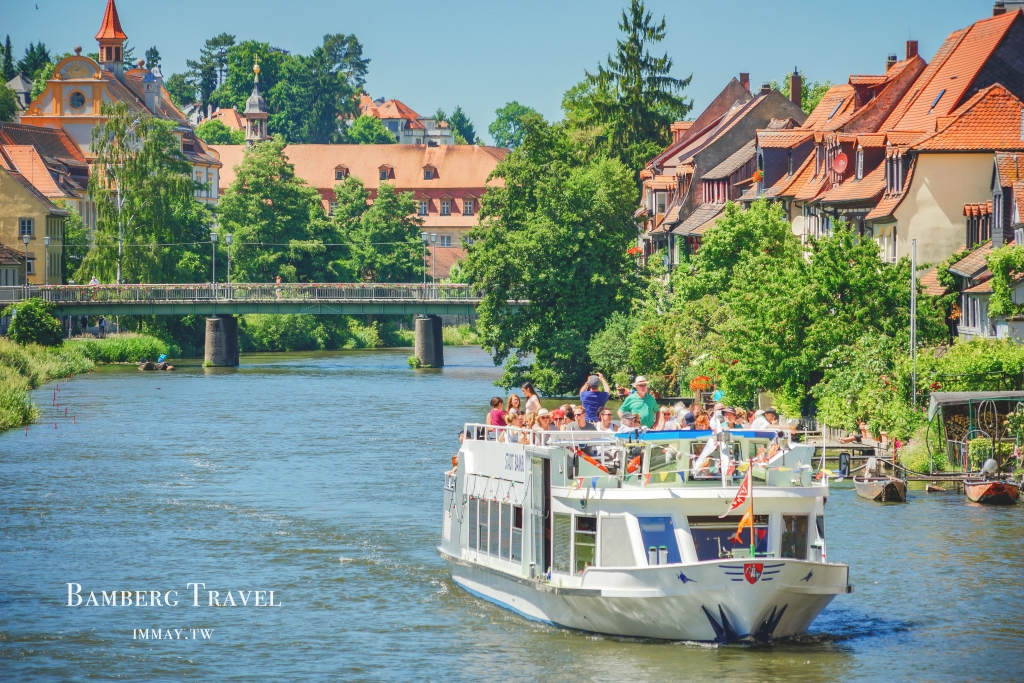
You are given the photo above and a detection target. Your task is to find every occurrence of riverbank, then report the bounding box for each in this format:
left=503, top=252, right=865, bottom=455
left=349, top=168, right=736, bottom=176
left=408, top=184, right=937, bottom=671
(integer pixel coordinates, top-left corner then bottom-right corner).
left=0, top=338, right=94, bottom=432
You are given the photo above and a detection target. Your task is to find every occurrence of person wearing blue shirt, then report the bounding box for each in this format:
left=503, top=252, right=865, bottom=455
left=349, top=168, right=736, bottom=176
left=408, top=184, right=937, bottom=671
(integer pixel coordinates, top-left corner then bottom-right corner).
left=579, top=373, right=611, bottom=422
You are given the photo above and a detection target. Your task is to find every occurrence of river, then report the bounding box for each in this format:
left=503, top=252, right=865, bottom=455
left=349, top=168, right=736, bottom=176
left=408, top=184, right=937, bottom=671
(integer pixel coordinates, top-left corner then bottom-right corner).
left=0, top=346, right=1021, bottom=682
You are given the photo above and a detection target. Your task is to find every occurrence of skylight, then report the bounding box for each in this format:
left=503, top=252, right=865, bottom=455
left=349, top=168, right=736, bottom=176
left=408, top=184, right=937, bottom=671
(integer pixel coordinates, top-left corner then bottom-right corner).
left=827, top=99, right=845, bottom=121
left=928, top=89, right=946, bottom=114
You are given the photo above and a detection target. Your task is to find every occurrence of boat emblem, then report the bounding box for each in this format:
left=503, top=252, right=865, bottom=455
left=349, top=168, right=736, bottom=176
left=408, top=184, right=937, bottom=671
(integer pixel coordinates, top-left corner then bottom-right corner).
left=677, top=572, right=696, bottom=584
left=743, top=563, right=764, bottom=584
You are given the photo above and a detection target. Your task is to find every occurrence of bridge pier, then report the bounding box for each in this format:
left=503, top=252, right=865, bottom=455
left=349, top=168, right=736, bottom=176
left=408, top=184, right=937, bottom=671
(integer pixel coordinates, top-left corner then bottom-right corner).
left=414, top=315, right=444, bottom=368
left=205, top=315, right=239, bottom=367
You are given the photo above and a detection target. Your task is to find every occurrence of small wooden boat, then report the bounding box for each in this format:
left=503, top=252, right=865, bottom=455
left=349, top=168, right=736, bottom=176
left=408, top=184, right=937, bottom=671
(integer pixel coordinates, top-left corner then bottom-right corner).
left=964, top=479, right=1021, bottom=505
left=853, top=457, right=907, bottom=502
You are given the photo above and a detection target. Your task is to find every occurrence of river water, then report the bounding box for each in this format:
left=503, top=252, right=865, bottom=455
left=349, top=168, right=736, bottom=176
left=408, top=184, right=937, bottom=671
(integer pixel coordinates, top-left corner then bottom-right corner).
left=1, top=346, right=1021, bottom=682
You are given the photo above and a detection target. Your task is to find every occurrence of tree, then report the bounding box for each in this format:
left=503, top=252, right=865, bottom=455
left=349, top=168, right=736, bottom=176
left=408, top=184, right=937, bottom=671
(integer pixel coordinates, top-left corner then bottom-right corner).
left=0, top=84, right=17, bottom=122
left=346, top=115, right=396, bottom=144
left=194, top=118, right=245, bottom=145
left=54, top=200, right=88, bottom=282
left=144, top=46, right=161, bottom=69
left=186, top=54, right=218, bottom=116
left=163, top=72, right=195, bottom=109
left=120, top=43, right=136, bottom=70
left=17, top=42, right=49, bottom=80
left=202, top=33, right=235, bottom=87
left=447, top=106, right=476, bottom=144
left=461, top=115, right=640, bottom=393
left=2, top=299, right=64, bottom=346
left=332, top=177, right=422, bottom=282
left=217, top=135, right=339, bottom=283
left=577, top=0, right=692, bottom=171
left=2, top=36, right=15, bottom=82
left=769, top=73, right=833, bottom=115
left=30, top=53, right=70, bottom=100
left=215, top=41, right=288, bottom=114
left=80, top=102, right=211, bottom=285
left=489, top=101, right=541, bottom=149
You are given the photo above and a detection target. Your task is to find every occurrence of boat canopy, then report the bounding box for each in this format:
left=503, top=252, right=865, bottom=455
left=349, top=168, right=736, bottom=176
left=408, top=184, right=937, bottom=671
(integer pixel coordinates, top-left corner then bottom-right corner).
left=927, top=391, right=1024, bottom=421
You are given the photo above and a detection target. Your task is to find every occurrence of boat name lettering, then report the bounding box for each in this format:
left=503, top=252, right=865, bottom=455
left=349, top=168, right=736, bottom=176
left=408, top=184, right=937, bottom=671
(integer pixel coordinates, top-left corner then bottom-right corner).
left=504, top=452, right=525, bottom=473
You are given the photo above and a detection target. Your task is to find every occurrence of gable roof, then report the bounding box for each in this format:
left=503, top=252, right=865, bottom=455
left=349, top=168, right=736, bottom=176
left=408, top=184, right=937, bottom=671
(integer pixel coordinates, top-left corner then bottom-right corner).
left=866, top=156, right=918, bottom=220
left=919, top=267, right=948, bottom=297
left=703, top=140, right=756, bottom=180
left=0, top=245, right=25, bottom=266
left=913, top=85, right=1024, bottom=151
left=996, top=151, right=1024, bottom=185
left=672, top=202, right=725, bottom=236
left=948, top=241, right=993, bottom=278
left=95, top=0, right=127, bottom=41
left=757, top=130, right=813, bottom=148
left=819, top=162, right=886, bottom=204
left=0, top=165, right=70, bottom=216
left=0, top=122, right=87, bottom=165
left=801, top=84, right=857, bottom=131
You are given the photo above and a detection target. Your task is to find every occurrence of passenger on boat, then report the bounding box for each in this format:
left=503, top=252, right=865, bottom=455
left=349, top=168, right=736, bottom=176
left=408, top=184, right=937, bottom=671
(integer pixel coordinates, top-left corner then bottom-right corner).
left=750, top=407, right=780, bottom=430
left=709, top=402, right=726, bottom=431
left=521, top=382, right=542, bottom=414
left=596, top=408, right=618, bottom=432
left=652, top=406, right=674, bottom=430
left=620, top=412, right=645, bottom=432
left=501, top=409, right=524, bottom=442
left=691, top=403, right=710, bottom=430
left=487, top=397, right=507, bottom=427
left=618, top=376, right=658, bottom=427
left=551, top=408, right=568, bottom=429
left=506, top=394, right=522, bottom=413
left=534, top=409, right=554, bottom=445
left=520, top=412, right=538, bottom=443
left=564, top=407, right=597, bottom=432
left=721, top=407, right=739, bottom=430
left=579, top=373, right=611, bottom=422
left=735, top=408, right=749, bottom=427
left=681, top=411, right=696, bottom=429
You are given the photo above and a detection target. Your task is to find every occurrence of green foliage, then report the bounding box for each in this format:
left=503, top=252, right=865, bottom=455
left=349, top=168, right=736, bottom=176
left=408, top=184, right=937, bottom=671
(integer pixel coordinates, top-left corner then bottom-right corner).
left=80, top=102, right=211, bottom=284
left=17, top=41, right=49, bottom=82
left=55, top=200, right=88, bottom=281
left=2, top=36, right=15, bottom=82
left=899, top=424, right=952, bottom=473
left=347, top=115, right=396, bottom=144
left=985, top=244, right=1024, bottom=318
left=68, top=334, right=174, bottom=363
left=194, top=118, right=245, bottom=145
left=29, top=53, right=70, bottom=100
left=573, top=0, right=692, bottom=172
left=0, top=337, right=94, bottom=432
left=447, top=106, right=476, bottom=145
left=217, top=135, right=339, bottom=283
left=215, top=40, right=287, bottom=114
left=461, top=115, right=640, bottom=393
left=2, top=299, right=64, bottom=346
left=332, top=177, right=423, bottom=282
left=489, top=101, right=541, bottom=149
left=914, top=338, right=1024, bottom=394
left=407, top=355, right=422, bottom=368
left=164, top=72, right=195, bottom=108
left=238, top=315, right=405, bottom=352
left=145, top=46, right=161, bottom=70
left=588, top=312, right=636, bottom=379
left=769, top=73, right=833, bottom=115
left=442, top=324, right=480, bottom=346
left=0, top=84, right=16, bottom=122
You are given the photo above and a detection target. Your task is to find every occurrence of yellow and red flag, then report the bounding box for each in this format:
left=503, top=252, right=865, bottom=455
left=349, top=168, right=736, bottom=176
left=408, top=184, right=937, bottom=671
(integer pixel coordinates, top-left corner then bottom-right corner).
left=728, top=504, right=754, bottom=545
left=720, top=465, right=751, bottom=518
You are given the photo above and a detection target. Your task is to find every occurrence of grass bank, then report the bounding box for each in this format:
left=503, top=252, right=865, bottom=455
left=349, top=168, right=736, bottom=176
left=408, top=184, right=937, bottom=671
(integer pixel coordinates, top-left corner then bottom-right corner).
left=0, top=338, right=94, bottom=432
left=67, top=333, right=178, bottom=363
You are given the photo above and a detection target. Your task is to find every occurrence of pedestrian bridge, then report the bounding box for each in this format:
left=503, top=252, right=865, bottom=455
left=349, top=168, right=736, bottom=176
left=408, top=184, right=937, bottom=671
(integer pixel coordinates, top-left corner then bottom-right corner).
left=1, top=283, right=484, bottom=316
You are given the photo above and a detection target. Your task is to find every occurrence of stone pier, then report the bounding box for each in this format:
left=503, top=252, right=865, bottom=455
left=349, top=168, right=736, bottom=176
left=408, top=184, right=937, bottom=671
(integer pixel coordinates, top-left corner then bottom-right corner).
left=204, top=314, right=239, bottom=367
left=414, top=314, right=444, bottom=368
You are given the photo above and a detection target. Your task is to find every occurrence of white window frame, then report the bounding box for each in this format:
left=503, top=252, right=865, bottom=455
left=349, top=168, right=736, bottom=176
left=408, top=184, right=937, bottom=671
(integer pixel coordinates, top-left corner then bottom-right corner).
left=329, top=202, right=338, bottom=216
left=418, top=201, right=428, bottom=216
left=463, top=198, right=474, bottom=216
left=439, top=235, right=452, bottom=247
left=19, top=217, right=34, bottom=237
left=379, top=169, right=388, bottom=181
left=423, top=168, right=433, bottom=180
left=441, top=200, right=451, bottom=216
left=856, top=149, right=864, bottom=180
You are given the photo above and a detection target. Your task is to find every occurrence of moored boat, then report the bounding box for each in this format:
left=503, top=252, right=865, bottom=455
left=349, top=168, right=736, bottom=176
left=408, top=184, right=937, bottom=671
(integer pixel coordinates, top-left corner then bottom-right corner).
left=964, top=479, right=1021, bottom=505
left=853, top=457, right=907, bottom=502
left=440, top=426, right=852, bottom=642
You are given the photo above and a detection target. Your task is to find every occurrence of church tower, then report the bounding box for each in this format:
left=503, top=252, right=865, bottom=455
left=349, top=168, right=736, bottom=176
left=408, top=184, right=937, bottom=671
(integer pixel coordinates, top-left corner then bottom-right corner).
left=95, top=0, right=128, bottom=80
left=244, top=58, right=269, bottom=146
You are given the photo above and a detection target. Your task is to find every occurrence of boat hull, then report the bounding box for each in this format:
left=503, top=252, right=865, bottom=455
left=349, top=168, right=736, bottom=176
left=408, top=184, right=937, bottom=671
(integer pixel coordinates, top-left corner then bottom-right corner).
left=964, top=480, right=1021, bottom=505
left=441, top=549, right=850, bottom=642
left=853, top=476, right=907, bottom=502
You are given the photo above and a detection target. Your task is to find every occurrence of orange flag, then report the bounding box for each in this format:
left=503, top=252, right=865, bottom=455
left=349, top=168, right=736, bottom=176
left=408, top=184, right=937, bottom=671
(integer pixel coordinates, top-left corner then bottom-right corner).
left=728, top=505, right=754, bottom=545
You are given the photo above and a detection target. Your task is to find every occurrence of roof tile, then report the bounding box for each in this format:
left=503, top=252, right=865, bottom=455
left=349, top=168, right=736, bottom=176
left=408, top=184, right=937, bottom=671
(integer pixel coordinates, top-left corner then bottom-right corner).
left=913, top=85, right=1024, bottom=151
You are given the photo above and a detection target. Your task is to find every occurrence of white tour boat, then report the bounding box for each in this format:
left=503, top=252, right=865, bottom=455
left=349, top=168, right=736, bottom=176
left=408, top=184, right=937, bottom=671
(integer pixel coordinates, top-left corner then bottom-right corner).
left=439, top=425, right=853, bottom=642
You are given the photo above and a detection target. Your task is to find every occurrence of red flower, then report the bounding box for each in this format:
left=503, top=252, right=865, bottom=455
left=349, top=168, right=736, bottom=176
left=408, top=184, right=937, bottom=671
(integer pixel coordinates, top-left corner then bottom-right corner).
left=627, top=246, right=643, bottom=256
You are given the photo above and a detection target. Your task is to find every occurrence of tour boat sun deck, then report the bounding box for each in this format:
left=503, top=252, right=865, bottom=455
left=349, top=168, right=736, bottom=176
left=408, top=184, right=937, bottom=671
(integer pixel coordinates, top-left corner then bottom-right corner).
left=439, top=425, right=853, bottom=643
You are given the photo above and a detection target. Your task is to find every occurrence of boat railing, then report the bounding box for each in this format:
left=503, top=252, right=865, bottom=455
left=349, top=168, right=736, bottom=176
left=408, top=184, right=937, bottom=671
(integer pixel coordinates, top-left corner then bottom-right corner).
left=462, top=423, right=614, bottom=447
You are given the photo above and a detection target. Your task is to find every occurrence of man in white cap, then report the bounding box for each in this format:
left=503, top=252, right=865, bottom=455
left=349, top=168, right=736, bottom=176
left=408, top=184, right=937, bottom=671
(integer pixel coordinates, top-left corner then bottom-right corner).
left=618, top=376, right=658, bottom=428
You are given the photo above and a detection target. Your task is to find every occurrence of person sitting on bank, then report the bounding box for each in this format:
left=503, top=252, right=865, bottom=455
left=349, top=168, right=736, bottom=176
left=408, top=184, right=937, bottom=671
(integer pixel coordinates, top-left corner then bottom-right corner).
left=579, top=372, right=611, bottom=422
left=618, top=376, right=658, bottom=428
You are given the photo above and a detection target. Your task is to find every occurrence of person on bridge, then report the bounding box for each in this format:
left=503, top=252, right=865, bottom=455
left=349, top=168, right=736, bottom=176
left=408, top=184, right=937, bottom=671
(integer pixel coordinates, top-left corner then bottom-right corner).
left=579, top=373, right=610, bottom=422
left=89, top=276, right=100, bottom=285
left=275, top=275, right=282, bottom=300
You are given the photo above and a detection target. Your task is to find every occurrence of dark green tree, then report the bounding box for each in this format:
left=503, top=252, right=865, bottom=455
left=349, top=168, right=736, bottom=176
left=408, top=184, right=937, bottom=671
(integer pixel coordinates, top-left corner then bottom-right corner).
left=217, top=135, right=339, bottom=283
left=447, top=106, right=476, bottom=144
left=203, top=33, right=235, bottom=86
left=144, top=46, right=161, bottom=69
left=186, top=53, right=218, bottom=116
left=215, top=41, right=288, bottom=113
left=17, top=42, right=49, bottom=80
left=1, top=299, right=64, bottom=346
left=164, top=72, right=195, bottom=108
left=489, top=101, right=541, bottom=148
left=577, top=0, right=692, bottom=171
left=346, top=115, right=396, bottom=144
left=30, top=53, right=70, bottom=100
left=194, top=118, right=245, bottom=145
left=54, top=200, right=88, bottom=281
left=332, top=177, right=422, bottom=282
left=80, top=102, right=211, bottom=285
left=2, top=36, right=15, bottom=82
left=120, top=43, right=136, bottom=70
left=461, top=115, right=640, bottom=393
left=0, top=84, right=17, bottom=122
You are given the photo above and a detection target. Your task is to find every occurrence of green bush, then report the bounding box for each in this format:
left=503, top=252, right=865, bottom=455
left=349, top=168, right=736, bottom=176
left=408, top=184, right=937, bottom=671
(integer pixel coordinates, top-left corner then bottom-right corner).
left=238, top=315, right=412, bottom=352
left=68, top=334, right=174, bottom=363
left=2, top=299, right=64, bottom=346
left=442, top=324, right=480, bottom=346
left=899, top=425, right=952, bottom=474
left=0, top=338, right=93, bottom=432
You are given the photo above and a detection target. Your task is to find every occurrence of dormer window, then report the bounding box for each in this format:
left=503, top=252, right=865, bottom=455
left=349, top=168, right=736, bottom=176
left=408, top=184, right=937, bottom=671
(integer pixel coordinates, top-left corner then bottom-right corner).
left=378, top=165, right=393, bottom=181
left=423, top=166, right=437, bottom=180
left=855, top=149, right=864, bottom=180
left=441, top=200, right=451, bottom=216
left=335, top=165, right=348, bottom=181
left=463, top=198, right=474, bottom=216
left=418, top=201, right=429, bottom=216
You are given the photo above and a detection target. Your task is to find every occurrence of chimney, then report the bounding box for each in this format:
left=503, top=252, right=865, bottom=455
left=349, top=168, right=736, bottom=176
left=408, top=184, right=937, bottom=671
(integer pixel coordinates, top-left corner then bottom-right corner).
left=739, top=73, right=750, bottom=93
left=994, top=2, right=1006, bottom=16
left=759, top=83, right=772, bottom=95
left=789, top=68, right=802, bottom=110
left=906, top=40, right=918, bottom=60
left=886, top=53, right=898, bottom=71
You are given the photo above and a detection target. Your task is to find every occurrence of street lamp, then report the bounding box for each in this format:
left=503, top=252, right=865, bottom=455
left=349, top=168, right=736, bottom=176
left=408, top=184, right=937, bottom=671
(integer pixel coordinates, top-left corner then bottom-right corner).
left=44, top=236, right=50, bottom=285
left=210, top=231, right=218, bottom=288
left=225, top=233, right=233, bottom=284
left=22, top=233, right=30, bottom=296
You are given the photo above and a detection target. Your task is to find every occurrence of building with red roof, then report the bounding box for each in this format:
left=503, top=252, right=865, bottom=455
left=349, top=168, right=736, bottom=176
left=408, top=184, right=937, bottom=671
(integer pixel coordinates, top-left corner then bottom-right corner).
left=359, top=95, right=454, bottom=146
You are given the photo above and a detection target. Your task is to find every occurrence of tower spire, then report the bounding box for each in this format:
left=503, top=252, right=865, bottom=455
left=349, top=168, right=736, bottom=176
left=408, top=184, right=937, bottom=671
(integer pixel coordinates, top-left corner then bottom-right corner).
left=244, top=56, right=269, bottom=147
left=95, top=0, right=128, bottom=79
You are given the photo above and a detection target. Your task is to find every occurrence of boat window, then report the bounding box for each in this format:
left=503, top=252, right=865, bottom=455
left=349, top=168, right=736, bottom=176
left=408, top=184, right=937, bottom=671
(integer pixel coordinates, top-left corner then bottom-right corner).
left=489, top=500, right=500, bottom=556
left=637, top=517, right=681, bottom=565
left=500, top=503, right=512, bottom=561
left=815, top=514, right=825, bottom=541
left=478, top=500, right=489, bottom=554
left=553, top=513, right=572, bottom=574
left=531, top=457, right=547, bottom=572
left=574, top=516, right=597, bottom=574
left=599, top=516, right=637, bottom=567
left=511, top=506, right=523, bottom=563
left=782, top=515, right=809, bottom=559
left=648, top=446, right=678, bottom=473
left=468, top=496, right=478, bottom=550
left=687, top=515, right=769, bottom=561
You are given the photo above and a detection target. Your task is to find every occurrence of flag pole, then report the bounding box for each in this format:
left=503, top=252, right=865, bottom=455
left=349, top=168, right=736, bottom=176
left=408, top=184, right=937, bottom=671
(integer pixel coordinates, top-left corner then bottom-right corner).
left=749, top=466, right=755, bottom=559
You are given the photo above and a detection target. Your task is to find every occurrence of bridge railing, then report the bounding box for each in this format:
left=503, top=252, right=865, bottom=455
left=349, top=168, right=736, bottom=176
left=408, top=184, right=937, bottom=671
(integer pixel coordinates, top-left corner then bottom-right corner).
left=0, top=283, right=482, bottom=304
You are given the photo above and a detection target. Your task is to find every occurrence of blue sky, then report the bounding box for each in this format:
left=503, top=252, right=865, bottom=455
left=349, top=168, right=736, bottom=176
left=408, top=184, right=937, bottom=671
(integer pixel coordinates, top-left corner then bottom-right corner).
left=3, top=0, right=1002, bottom=143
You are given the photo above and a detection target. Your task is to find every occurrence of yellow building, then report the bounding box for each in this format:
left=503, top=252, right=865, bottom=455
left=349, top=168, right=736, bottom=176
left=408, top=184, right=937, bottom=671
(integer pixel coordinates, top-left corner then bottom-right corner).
left=0, top=157, right=67, bottom=285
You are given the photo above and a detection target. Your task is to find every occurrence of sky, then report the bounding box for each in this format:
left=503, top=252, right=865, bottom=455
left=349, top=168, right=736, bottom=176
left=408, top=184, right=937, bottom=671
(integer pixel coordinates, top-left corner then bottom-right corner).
left=2, top=0, right=1006, bottom=144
